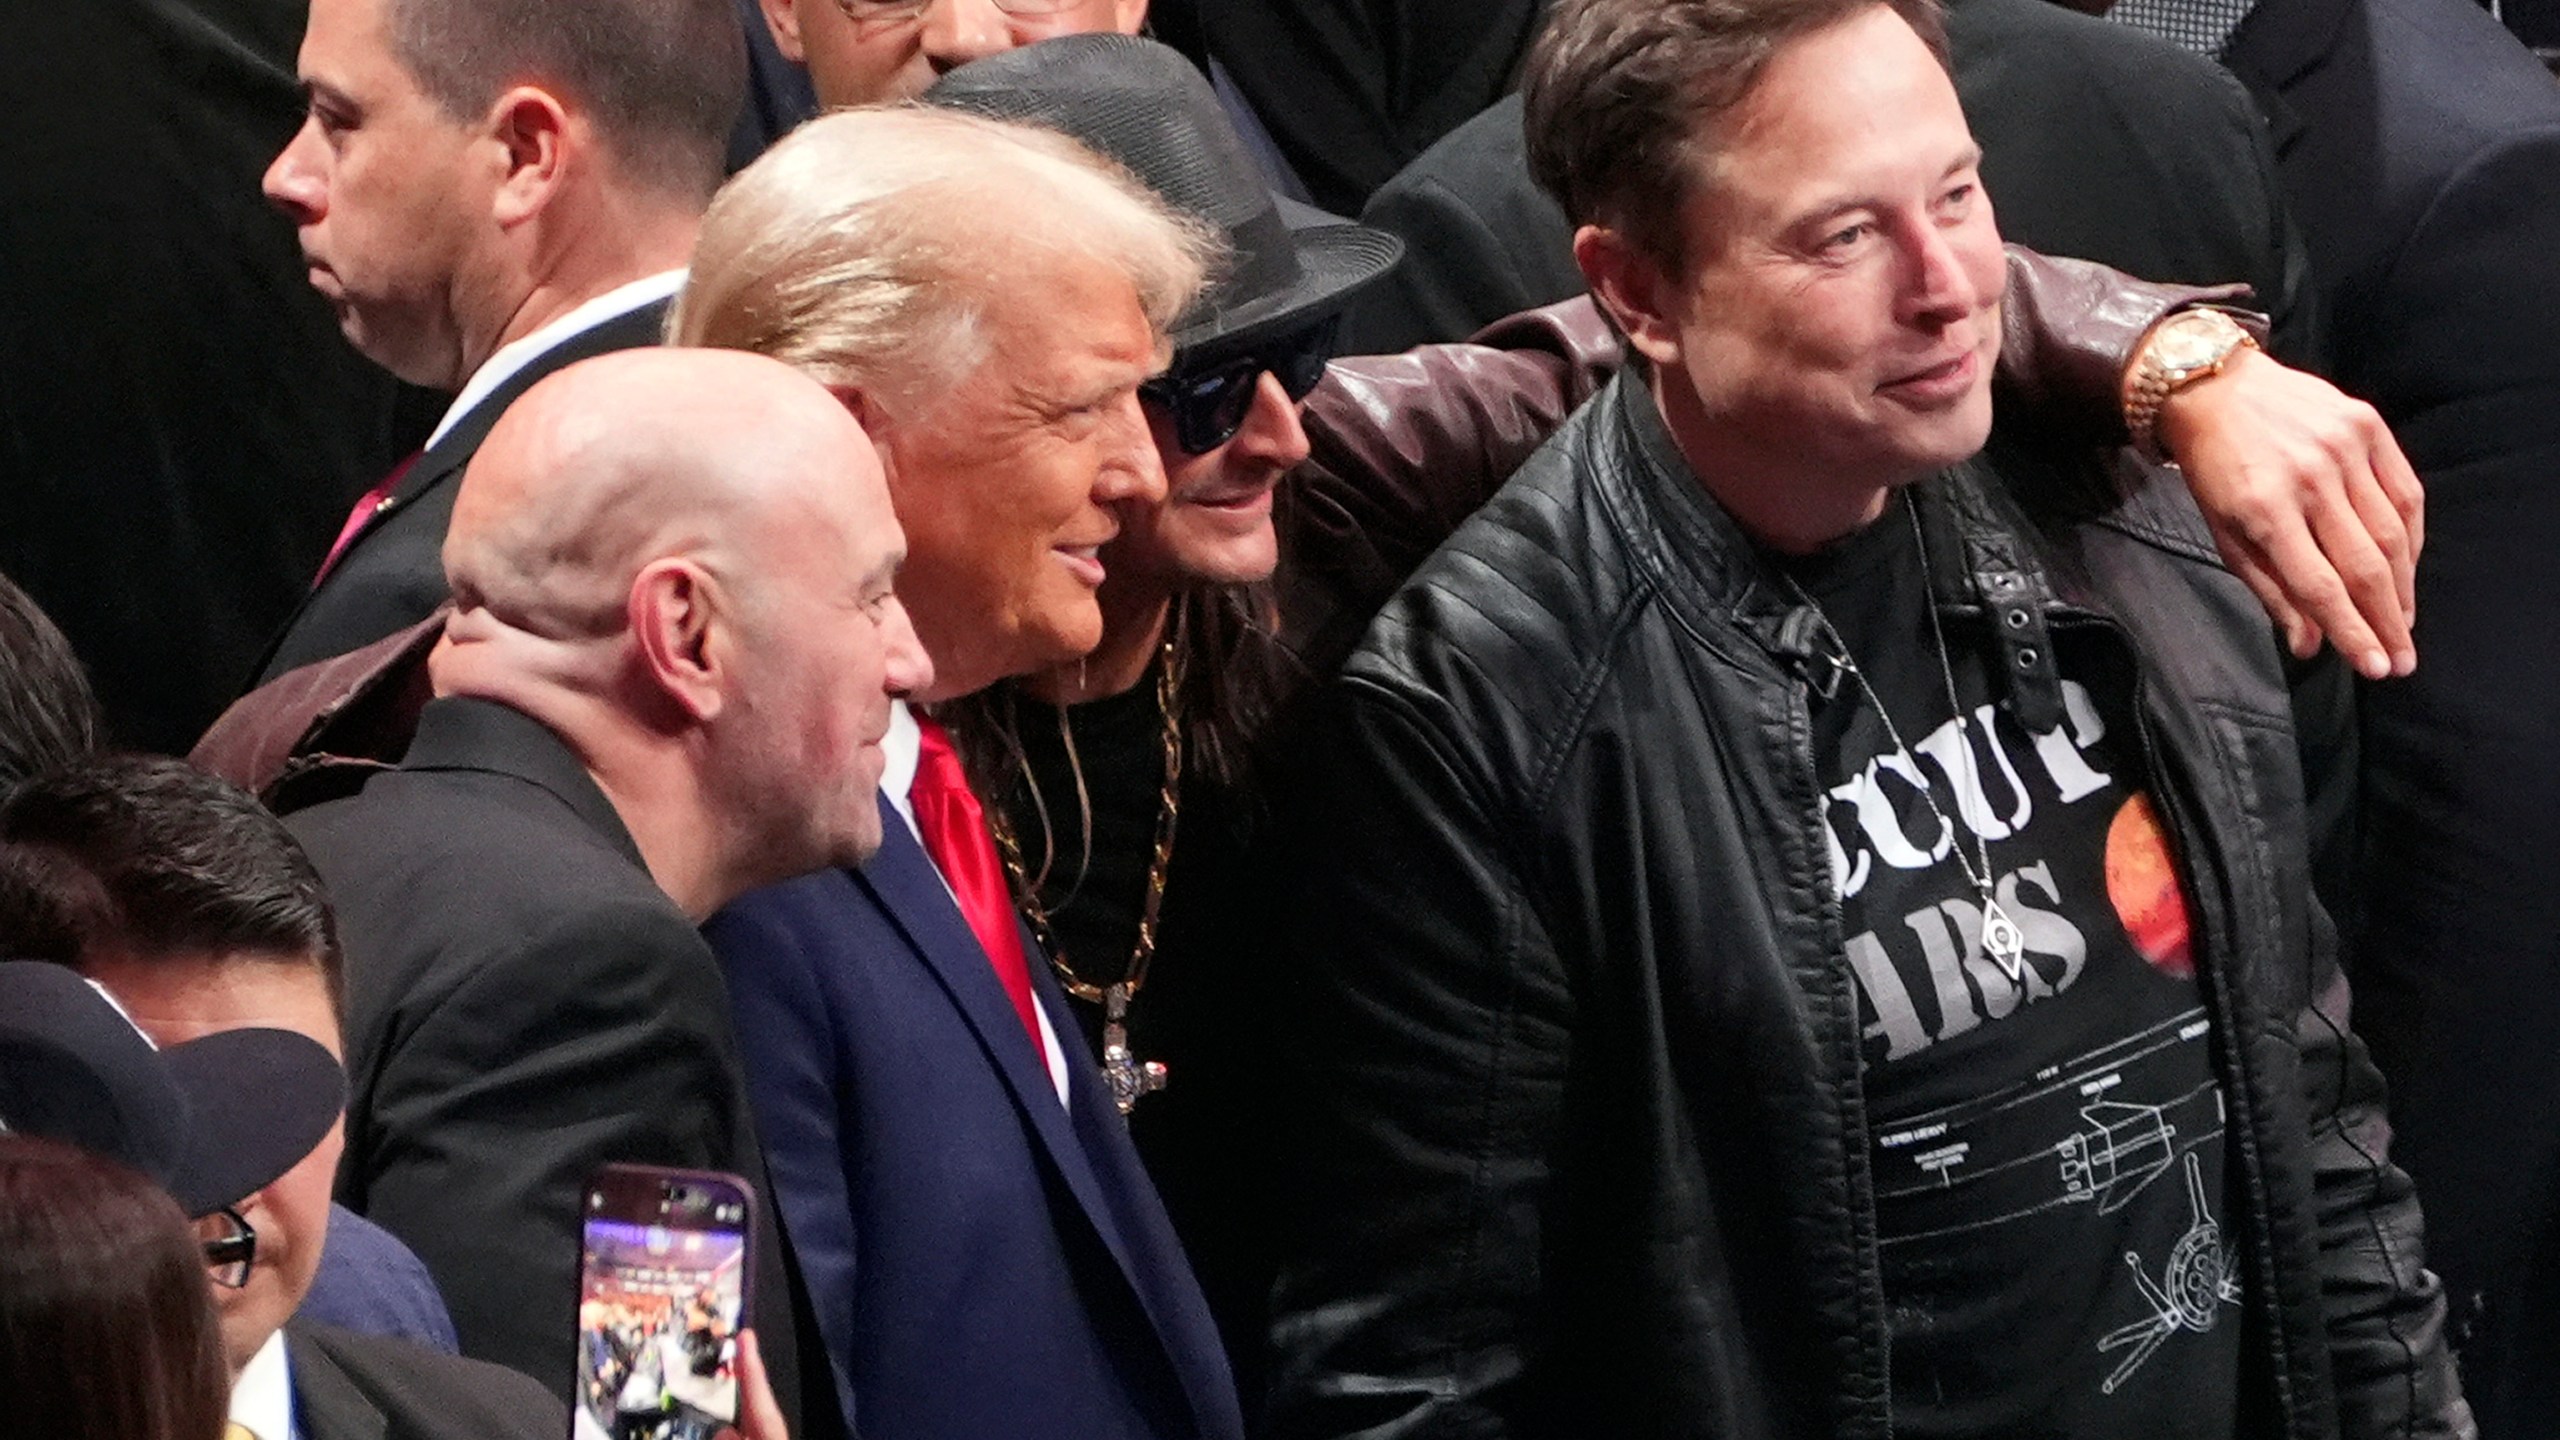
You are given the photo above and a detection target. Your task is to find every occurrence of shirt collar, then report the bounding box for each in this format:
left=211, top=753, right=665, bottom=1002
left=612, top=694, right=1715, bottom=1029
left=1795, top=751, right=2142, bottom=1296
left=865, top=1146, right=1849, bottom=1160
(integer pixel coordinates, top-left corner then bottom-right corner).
left=229, top=1329, right=295, bottom=1440
left=425, top=269, right=687, bottom=450
left=881, top=700, right=923, bottom=843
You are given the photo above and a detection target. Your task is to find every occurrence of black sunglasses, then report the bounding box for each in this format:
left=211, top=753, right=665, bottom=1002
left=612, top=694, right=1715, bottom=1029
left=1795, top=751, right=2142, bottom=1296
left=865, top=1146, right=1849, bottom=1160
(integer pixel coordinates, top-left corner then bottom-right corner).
left=1140, top=315, right=1343, bottom=456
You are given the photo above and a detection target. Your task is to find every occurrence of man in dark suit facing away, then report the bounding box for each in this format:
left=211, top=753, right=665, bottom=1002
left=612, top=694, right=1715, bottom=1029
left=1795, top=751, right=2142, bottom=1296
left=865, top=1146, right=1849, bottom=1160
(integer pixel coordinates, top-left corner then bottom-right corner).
left=0, top=0, right=437, bottom=754
left=250, top=0, right=748, bottom=684
left=284, top=348, right=931, bottom=1433
left=2099, top=0, right=2560, bottom=1426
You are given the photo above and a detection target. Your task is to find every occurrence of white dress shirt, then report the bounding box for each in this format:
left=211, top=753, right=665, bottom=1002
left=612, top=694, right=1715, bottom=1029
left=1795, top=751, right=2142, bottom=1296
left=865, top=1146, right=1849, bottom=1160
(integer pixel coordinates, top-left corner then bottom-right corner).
left=229, top=1328, right=296, bottom=1440
left=423, top=269, right=687, bottom=449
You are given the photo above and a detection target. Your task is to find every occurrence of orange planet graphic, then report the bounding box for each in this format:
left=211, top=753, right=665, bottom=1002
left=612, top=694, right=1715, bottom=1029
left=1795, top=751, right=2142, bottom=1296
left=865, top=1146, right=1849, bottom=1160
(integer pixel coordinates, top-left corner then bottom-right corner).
left=2105, top=794, right=2194, bottom=976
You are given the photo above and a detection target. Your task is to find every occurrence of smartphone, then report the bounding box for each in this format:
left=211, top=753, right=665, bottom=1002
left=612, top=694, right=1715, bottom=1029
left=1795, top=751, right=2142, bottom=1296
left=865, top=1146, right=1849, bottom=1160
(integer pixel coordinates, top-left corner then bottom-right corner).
left=571, top=1164, right=755, bottom=1440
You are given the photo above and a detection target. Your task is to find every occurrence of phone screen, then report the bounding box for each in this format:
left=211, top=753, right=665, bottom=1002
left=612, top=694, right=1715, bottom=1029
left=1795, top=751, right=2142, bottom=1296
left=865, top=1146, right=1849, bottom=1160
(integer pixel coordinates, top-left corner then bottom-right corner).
left=572, top=1166, right=752, bottom=1440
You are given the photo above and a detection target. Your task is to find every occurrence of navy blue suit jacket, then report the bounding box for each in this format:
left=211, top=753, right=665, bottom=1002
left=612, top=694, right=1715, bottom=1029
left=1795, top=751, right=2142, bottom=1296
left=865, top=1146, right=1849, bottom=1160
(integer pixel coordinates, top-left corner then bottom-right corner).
left=704, top=797, right=1243, bottom=1440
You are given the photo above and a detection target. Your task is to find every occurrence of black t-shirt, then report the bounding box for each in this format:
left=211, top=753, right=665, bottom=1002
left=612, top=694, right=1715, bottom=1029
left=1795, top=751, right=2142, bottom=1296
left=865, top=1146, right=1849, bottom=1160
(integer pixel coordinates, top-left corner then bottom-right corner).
left=1781, top=503, right=2242, bottom=1437
left=988, top=671, right=1279, bottom=1371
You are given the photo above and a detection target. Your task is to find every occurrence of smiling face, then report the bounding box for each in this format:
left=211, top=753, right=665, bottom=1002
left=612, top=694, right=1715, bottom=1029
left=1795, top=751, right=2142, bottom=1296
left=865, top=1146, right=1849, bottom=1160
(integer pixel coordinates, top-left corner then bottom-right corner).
left=79, top=955, right=342, bottom=1379
left=770, top=0, right=1146, bottom=108
left=262, top=0, right=499, bottom=390
left=869, top=250, right=1167, bottom=701
left=1110, top=371, right=1311, bottom=592
left=1600, top=4, right=2003, bottom=548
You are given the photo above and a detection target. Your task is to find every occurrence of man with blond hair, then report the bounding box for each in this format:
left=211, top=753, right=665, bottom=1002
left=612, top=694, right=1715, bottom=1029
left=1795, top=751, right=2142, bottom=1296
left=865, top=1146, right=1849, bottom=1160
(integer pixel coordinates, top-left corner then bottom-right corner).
left=286, top=347, right=929, bottom=1432
left=673, top=107, right=1247, bottom=1440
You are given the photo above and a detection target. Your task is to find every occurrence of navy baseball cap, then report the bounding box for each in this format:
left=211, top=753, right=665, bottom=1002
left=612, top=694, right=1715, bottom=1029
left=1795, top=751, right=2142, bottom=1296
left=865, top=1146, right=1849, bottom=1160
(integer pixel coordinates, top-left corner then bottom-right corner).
left=0, top=960, right=346, bottom=1217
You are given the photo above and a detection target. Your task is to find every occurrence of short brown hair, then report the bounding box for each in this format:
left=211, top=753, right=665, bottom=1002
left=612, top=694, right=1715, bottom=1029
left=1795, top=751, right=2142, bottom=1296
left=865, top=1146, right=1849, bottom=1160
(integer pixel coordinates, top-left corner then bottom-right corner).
left=388, top=0, right=746, bottom=204
left=0, top=757, right=344, bottom=1016
left=1524, top=0, right=1949, bottom=274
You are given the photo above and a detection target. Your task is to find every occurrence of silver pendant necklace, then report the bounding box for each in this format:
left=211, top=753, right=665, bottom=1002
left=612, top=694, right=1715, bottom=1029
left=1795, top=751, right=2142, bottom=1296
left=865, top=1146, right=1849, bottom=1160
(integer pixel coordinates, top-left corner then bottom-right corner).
left=1781, top=493, right=2030, bottom=985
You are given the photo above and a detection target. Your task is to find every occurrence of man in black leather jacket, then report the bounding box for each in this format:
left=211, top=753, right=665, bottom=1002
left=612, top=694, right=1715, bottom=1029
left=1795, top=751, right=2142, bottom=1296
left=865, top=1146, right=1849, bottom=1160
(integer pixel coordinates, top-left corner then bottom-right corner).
left=1262, top=0, right=2471, bottom=1435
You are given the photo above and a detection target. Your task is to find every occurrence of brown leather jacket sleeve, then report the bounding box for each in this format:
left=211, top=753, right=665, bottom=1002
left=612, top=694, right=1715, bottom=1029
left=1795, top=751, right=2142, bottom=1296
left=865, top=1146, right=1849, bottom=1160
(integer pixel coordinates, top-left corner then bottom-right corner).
left=190, top=611, right=442, bottom=811
left=1283, top=244, right=2252, bottom=672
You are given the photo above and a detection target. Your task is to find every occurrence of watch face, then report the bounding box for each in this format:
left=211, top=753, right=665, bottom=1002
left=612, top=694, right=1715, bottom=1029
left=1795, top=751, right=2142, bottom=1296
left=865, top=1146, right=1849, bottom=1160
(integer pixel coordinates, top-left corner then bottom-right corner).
left=2155, top=313, right=2243, bottom=373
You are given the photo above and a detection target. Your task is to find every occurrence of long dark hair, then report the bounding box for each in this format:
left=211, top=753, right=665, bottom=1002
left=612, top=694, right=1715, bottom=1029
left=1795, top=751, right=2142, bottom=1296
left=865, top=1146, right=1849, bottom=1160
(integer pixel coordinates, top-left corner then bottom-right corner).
left=0, top=1134, right=229, bottom=1440
left=941, top=581, right=1298, bottom=875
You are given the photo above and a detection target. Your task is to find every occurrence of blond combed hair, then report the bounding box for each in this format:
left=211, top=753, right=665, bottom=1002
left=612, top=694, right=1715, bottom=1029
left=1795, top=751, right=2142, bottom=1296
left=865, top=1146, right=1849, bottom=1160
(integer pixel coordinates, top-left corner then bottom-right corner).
left=670, top=105, right=1219, bottom=418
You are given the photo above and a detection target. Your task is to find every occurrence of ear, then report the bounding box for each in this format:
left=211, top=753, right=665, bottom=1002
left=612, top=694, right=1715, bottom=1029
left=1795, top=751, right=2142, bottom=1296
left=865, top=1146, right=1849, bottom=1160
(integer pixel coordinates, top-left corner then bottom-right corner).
left=486, top=86, right=573, bottom=229
left=759, top=0, right=809, bottom=63
left=1575, top=223, right=1685, bottom=370
left=833, top=386, right=880, bottom=428
left=628, top=559, right=730, bottom=724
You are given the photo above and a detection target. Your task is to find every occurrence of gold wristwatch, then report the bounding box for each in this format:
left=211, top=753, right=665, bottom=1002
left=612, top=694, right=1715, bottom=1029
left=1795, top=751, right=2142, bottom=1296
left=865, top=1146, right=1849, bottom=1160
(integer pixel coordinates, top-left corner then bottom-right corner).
left=2124, top=308, right=2258, bottom=463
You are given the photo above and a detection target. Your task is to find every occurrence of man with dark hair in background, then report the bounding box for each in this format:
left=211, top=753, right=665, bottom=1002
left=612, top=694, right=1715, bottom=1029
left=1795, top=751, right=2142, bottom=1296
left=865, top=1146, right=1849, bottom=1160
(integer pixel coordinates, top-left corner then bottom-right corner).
left=250, top=0, right=747, bottom=683
left=1263, top=0, right=2468, bottom=1433
left=0, top=756, right=563, bottom=1440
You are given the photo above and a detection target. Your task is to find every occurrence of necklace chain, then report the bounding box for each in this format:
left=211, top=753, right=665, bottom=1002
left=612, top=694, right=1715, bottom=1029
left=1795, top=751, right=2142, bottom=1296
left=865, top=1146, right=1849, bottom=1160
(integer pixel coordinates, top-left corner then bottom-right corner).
left=985, top=619, right=1185, bottom=1007
left=1780, top=494, right=2027, bottom=982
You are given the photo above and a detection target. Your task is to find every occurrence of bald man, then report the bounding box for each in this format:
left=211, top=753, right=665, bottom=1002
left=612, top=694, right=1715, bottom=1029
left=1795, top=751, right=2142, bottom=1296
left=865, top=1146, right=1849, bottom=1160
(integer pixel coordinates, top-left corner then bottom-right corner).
left=286, top=348, right=927, bottom=1432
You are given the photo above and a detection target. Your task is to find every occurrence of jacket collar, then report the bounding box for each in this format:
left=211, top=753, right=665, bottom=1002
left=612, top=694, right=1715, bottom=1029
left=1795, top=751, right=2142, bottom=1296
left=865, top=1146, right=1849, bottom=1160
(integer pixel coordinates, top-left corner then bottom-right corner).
left=1597, top=372, right=2074, bottom=731
left=284, top=1325, right=390, bottom=1440
left=2220, top=0, right=2351, bottom=97
left=398, top=299, right=674, bottom=509
left=396, top=695, right=647, bottom=871
left=848, top=809, right=1239, bottom=1433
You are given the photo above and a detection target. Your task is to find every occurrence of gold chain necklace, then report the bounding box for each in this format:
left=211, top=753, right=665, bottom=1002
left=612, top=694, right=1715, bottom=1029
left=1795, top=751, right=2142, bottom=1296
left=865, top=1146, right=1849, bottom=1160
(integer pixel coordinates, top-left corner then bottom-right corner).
left=985, top=623, right=1184, bottom=1114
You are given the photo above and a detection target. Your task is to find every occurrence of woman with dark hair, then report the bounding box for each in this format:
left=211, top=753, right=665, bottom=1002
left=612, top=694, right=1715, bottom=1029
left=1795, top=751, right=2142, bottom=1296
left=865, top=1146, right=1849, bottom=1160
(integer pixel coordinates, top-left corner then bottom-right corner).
left=0, top=1133, right=229, bottom=1440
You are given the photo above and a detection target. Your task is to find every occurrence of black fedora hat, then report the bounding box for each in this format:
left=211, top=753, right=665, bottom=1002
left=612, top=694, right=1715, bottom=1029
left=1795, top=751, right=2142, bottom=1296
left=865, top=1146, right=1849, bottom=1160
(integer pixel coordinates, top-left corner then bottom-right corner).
left=0, top=960, right=346, bottom=1217
left=925, top=34, right=1402, bottom=357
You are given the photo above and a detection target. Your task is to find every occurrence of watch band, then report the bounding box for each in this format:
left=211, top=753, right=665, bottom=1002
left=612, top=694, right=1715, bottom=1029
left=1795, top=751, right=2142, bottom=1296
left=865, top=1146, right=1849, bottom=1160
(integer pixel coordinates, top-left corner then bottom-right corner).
left=2125, top=309, right=2258, bottom=463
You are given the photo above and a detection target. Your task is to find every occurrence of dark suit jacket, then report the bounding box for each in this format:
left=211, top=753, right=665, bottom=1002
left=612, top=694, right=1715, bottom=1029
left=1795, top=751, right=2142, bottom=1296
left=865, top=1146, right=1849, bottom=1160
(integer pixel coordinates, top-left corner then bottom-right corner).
left=252, top=300, right=669, bottom=684
left=288, top=1320, right=563, bottom=1440
left=703, top=796, right=1244, bottom=1440
left=2221, top=0, right=2560, bottom=1423
left=0, top=0, right=438, bottom=753
left=1341, top=0, right=2317, bottom=363
left=286, top=696, right=837, bottom=1436
left=1182, top=0, right=1550, bottom=214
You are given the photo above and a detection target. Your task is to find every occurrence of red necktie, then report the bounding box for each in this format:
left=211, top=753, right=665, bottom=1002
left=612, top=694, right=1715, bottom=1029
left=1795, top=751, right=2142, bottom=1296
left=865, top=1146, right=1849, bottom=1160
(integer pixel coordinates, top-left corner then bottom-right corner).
left=908, top=717, right=1048, bottom=1067
left=314, top=450, right=420, bottom=585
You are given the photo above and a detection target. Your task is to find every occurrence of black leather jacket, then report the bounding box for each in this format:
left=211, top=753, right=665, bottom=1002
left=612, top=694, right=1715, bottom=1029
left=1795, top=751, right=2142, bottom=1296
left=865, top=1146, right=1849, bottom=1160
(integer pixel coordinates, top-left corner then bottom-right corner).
left=1263, top=373, right=2470, bottom=1439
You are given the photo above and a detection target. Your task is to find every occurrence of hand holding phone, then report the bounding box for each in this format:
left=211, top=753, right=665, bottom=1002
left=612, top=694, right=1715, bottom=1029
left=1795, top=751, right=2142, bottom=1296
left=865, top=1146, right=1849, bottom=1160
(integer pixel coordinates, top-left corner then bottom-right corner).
left=571, top=1165, right=755, bottom=1440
